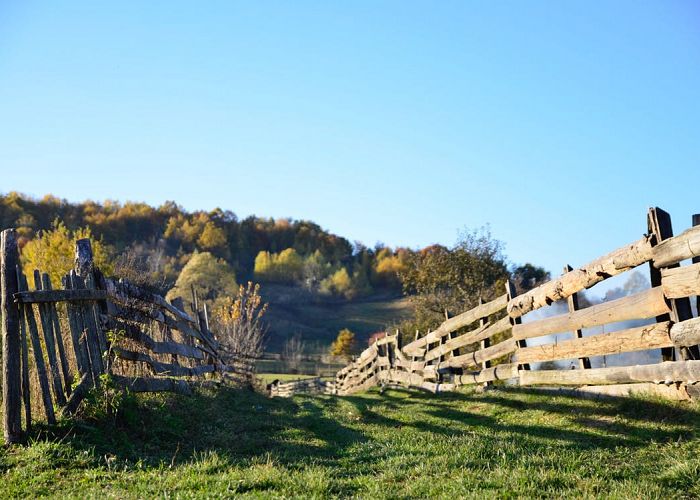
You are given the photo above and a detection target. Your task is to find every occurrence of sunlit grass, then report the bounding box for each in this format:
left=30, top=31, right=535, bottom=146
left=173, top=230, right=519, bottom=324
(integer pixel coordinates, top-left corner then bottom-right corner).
left=1, top=385, right=699, bottom=497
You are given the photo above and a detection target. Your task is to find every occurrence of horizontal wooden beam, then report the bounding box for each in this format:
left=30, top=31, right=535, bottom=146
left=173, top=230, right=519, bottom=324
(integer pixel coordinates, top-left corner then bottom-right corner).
left=512, top=287, right=670, bottom=341
left=113, top=347, right=215, bottom=377
left=507, top=236, right=654, bottom=318
left=670, top=316, right=700, bottom=347
left=519, top=360, right=700, bottom=386
left=653, top=225, right=700, bottom=268
left=402, top=294, right=508, bottom=355
left=513, top=322, right=673, bottom=364
left=438, top=338, right=517, bottom=370
left=423, top=316, right=512, bottom=362
left=111, top=375, right=192, bottom=395
left=14, top=289, right=107, bottom=304
left=455, top=363, right=519, bottom=385
left=661, top=262, right=700, bottom=299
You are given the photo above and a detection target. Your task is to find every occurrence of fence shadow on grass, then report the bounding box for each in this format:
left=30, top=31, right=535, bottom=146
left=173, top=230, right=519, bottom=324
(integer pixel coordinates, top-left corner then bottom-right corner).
left=342, top=386, right=700, bottom=451
left=28, top=386, right=368, bottom=471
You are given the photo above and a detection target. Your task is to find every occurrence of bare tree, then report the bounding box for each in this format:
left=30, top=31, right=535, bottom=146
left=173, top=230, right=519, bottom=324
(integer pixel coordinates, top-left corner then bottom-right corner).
left=282, top=334, right=305, bottom=373
left=214, top=282, right=268, bottom=362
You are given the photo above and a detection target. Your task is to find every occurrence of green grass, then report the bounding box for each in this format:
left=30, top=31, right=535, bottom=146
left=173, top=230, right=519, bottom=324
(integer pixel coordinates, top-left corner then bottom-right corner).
left=2, top=386, right=700, bottom=498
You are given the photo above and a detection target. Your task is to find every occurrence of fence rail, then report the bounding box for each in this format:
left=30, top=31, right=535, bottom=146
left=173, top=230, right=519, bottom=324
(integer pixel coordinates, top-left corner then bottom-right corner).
left=1, top=234, right=253, bottom=444
left=332, top=207, right=700, bottom=403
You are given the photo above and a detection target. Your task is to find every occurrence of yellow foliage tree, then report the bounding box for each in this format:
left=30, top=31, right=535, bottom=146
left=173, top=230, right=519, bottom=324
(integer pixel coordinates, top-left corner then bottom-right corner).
left=330, top=328, right=356, bottom=360
left=20, top=220, right=113, bottom=287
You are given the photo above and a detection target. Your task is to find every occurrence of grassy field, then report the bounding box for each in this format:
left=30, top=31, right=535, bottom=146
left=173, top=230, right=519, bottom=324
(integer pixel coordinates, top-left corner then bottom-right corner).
left=1, top=385, right=699, bottom=498
left=261, top=285, right=413, bottom=351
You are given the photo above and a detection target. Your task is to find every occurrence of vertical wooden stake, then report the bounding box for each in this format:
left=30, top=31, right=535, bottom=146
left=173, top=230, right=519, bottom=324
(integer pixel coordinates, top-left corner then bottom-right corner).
left=507, top=280, right=529, bottom=371
left=647, top=207, right=698, bottom=360
left=2, top=229, right=22, bottom=443
left=478, top=297, right=491, bottom=388
left=15, top=267, right=31, bottom=433
left=564, top=265, right=591, bottom=370
left=34, top=270, right=66, bottom=406
left=693, top=214, right=700, bottom=321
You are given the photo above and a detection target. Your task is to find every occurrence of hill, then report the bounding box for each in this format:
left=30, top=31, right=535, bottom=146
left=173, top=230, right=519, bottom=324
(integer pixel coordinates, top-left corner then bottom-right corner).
left=1, top=386, right=698, bottom=497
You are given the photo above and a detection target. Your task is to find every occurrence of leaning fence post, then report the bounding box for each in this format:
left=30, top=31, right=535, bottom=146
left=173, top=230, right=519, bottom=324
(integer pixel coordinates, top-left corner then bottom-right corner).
left=2, top=228, right=22, bottom=444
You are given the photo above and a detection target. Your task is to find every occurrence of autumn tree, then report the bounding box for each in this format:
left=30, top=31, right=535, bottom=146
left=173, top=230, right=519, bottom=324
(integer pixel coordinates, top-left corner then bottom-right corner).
left=330, top=328, right=356, bottom=361
left=215, top=282, right=268, bottom=360
left=20, top=220, right=113, bottom=287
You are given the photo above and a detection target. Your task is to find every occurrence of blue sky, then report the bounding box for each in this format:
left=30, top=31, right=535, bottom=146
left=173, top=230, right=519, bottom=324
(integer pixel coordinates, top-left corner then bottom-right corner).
left=1, top=1, right=700, bottom=281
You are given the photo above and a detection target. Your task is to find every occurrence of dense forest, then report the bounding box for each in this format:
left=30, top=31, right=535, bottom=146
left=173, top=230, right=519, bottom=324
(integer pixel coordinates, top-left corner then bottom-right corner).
left=1, top=191, right=549, bottom=351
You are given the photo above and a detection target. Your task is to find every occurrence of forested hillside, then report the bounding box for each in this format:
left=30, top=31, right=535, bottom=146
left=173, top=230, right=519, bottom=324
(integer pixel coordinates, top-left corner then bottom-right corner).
left=1, top=191, right=547, bottom=352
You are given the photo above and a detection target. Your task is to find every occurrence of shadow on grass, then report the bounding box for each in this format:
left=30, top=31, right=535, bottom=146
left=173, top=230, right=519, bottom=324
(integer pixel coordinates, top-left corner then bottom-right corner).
left=343, top=385, right=700, bottom=450
left=24, top=383, right=700, bottom=474
left=28, top=386, right=367, bottom=471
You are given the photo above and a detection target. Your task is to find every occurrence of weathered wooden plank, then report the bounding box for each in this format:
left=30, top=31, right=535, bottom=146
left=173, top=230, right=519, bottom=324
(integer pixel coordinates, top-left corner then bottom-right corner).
left=513, top=322, right=673, bottom=364
left=403, top=294, right=508, bottom=355
left=106, top=318, right=206, bottom=359
left=23, top=300, right=56, bottom=424
left=43, top=274, right=72, bottom=396
left=512, top=287, right=670, bottom=341
left=670, top=317, right=700, bottom=347
left=62, top=274, right=90, bottom=377
left=2, top=229, right=22, bottom=443
left=507, top=235, right=654, bottom=318
left=423, top=318, right=512, bottom=362
left=34, top=270, right=66, bottom=407
left=661, top=262, right=700, bottom=299
left=71, top=272, right=104, bottom=382
left=519, top=360, right=700, bottom=386
left=652, top=225, right=700, bottom=268
left=529, top=383, right=690, bottom=401
left=104, top=278, right=198, bottom=326
left=455, top=363, right=519, bottom=385
left=441, top=338, right=517, bottom=369
left=16, top=269, right=31, bottom=433
left=111, top=375, right=192, bottom=395
left=113, top=347, right=215, bottom=377
left=13, top=288, right=107, bottom=304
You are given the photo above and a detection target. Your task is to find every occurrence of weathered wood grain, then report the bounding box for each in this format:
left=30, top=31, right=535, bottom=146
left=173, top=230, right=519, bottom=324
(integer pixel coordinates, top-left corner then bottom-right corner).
left=2, top=229, right=22, bottom=443
left=507, top=235, right=654, bottom=318
left=512, top=287, right=670, bottom=341
left=652, top=225, right=700, bottom=268
left=513, top=322, right=673, bottom=364
left=402, top=294, right=508, bottom=355
left=13, top=288, right=107, bottom=304
left=670, top=317, right=700, bottom=347
left=455, top=363, right=519, bottom=385
left=519, top=360, right=700, bottom=386
left=661, top=262, right=700, bottom=299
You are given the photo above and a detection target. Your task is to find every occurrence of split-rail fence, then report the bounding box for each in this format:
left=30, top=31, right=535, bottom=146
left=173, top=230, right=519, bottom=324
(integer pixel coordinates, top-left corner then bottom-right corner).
left=333, top=208, right=700, bottom=402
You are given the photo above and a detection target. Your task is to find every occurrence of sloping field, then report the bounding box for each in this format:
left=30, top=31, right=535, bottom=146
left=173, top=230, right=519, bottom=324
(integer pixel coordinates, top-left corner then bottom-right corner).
left=1, top=386, right=699, bottom=498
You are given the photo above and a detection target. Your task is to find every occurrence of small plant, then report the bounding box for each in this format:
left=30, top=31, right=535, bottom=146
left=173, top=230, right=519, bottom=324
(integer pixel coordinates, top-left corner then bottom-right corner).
left=81, top=373, right=129, bottom=423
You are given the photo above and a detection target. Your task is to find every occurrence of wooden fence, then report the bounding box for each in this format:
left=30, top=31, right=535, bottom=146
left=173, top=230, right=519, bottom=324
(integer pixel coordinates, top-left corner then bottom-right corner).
left=334, top=208, right=700, bottom=402
left=268, top=377, right=335, bottom=397
left=1, top=233, right=253, bottom=444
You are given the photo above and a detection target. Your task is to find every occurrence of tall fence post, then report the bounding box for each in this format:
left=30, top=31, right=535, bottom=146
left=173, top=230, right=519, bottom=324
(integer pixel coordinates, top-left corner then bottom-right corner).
left=647, top=207, right=698, bottom=360
left=563, top=265, right=591, bottom=370
left=2, top=228, right=22, bottom=444
left=693, top=214, right=700, bottom=319
left=507, top=279, right=530, bottom=372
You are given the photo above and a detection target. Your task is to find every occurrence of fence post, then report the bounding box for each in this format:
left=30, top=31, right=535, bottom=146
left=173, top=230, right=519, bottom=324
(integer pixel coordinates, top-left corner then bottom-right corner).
left=2, top=228, right=22, bottom=444
left=647, top=207, right=698, bottom=360
left=693, top=214, right=700, bottom=319
left=506, top=279, right=530, bottom=372
left=563, top=265, right=591, bottom=370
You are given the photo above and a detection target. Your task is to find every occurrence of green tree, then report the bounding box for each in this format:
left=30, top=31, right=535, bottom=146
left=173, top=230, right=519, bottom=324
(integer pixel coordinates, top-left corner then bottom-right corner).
left=166, top=251, right=237, bottom=310
left=330, top=328, right=356, bottom=360
left=400, top=227, right=509, bottom=333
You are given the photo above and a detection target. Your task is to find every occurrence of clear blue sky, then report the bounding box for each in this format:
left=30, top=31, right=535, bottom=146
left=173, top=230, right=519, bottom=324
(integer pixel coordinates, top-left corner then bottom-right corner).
left=2, top=1, right=700, bottom=280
